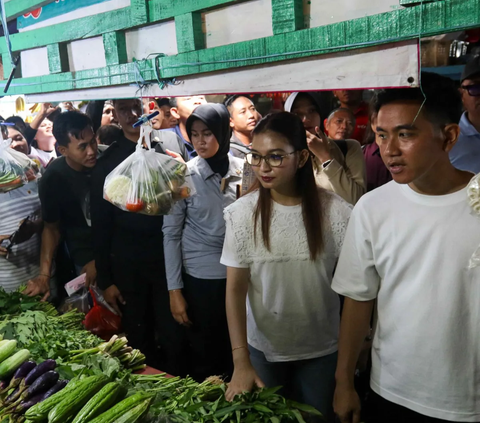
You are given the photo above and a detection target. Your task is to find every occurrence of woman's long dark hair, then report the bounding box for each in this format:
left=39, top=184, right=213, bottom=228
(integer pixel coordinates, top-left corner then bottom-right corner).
left=250, top=112, right=324, bottom=260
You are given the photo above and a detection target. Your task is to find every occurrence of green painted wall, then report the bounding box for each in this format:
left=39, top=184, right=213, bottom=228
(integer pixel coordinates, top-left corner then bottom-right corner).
left=1, top=0, right=479, bottom=95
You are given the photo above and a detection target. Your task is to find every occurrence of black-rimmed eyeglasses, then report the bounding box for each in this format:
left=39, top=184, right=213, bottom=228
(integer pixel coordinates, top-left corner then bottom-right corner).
left=245, top=152, right=296, bottom=167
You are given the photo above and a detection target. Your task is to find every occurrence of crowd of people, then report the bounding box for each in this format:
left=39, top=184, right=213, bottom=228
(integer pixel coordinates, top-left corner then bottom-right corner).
left=1, top=58, right=480, bottom=423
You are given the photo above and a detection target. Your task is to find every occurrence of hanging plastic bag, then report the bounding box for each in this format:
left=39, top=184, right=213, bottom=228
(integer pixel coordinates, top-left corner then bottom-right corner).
left=103, top=124, right=196, bottom=215
left=0, top=136, right=40, bottom=193
left=467, top=173, right=480, bottom=269
left=59, top=286, right=91, bottom=314
left=83, top=287, right=121, bottom=341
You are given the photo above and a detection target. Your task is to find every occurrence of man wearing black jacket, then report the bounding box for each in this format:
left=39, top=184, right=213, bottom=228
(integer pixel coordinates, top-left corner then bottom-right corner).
left=91, top=98, right=184, bottom=374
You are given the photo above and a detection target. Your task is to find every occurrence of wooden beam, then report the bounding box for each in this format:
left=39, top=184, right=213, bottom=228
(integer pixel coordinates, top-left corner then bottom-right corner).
left=271, top=0, right=304, bottom=34
left=148, top=0, right=244, bottom=21
left=130, top=0, right=148, bottom=26
left=47, top=43, right=69, bottom=74
left=175, top=12, right=205, bottom=53
left=0, top=7, right=132, bottom=54
left=5, top=0, right=55, bottom=21
left=103, top=32, right=128, bottom=66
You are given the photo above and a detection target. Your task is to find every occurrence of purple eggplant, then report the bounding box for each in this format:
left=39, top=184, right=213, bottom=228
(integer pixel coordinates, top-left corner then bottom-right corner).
left=43, top=380, right=68, bottom=397
left=4, top=386, right=20, bottom=405
left=21, top=371, right=59, bottom=401
left=14, top=392, right=46, bottom=413
left=22, top=360, right=56, bottom=388
left=12, top=380, right=68, bottom=415
left=0, top=361, right=36, bottom=393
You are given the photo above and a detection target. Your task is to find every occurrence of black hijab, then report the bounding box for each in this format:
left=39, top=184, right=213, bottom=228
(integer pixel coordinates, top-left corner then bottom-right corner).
left=186, top=104, right=231, bottom=177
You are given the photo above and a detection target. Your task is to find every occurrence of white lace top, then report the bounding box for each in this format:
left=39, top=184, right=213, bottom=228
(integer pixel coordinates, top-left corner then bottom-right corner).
left=221, top=190, right=352, bottom=362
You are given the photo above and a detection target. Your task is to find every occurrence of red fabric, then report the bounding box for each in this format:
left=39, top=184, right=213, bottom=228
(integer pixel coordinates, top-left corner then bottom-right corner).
left=136, top=366, right=174, bottom=378
left=352, top=102, right=369, bottom=145
left=83, top=288, right=121, bottom=341
left=363, top=143, right=392, bottom=192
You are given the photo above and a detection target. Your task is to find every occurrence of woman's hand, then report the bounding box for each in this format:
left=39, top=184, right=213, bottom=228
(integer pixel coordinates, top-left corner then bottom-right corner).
left=306, top=126, right=332, bottom=163
left=169, top=290, right=192, bottom=327
left=226, top=359, right=265, bottom=401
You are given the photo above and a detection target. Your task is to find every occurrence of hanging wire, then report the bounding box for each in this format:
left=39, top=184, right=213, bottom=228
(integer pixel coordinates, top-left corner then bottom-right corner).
left=0, top=0, right=13, bottom=67
left=412, top=0, right=428, bottom=124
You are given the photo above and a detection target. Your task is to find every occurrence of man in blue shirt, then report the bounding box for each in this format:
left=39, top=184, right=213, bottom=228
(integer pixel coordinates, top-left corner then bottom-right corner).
left=449, top=56, right=480, bottom=173
left=164, top=96, right=207, bottom=160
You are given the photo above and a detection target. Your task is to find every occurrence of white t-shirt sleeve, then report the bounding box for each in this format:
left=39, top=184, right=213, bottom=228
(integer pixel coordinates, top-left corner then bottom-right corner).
left=221, top=208, right=249, bottom=269
left=332, top=202, right=380, bottom=301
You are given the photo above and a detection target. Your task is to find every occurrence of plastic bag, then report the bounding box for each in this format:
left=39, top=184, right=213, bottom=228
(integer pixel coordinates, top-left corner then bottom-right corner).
left=0, top=136, right=40, bottom=193
left=467, top=173, right=480, bottom=269
left=60, top=286, right=91, bottom=314
left=103, top=124, right=196, bottom=215
left=83, top=287, right=121, bottom=340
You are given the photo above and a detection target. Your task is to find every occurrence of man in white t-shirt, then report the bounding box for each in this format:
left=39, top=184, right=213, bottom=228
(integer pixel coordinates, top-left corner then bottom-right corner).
left=332, top=72, right=480, bottom=423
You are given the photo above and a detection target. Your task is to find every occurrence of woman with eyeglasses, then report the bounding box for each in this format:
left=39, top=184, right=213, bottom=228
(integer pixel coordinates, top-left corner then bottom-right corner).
left=163, top=103, right=243, bottom=381
left=221, top=112, right=351, bottom=420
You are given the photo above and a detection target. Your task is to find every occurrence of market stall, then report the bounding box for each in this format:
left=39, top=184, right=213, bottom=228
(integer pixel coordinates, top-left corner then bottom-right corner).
left=0, top=289, right=321, bottom=422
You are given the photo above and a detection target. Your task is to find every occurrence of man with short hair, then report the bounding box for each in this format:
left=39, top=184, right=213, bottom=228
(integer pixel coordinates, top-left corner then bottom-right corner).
left=154, top=98, right=178, bottom=129
left=167, top=96, right=207, bottom=159
left=150, top=99, right=188, bottom=161
left=325, top=108, right=356, bottom=141
left=333, top=90, right=368, bottom=144
left=449, top=55, right=480, bottom=174
left=91, top=98, right=184, bottom=374
left=224, top=95, right=258, bottom=159
left=24, top=111, right=98, bottom=300
left=333, top=73, right=480, bottom=423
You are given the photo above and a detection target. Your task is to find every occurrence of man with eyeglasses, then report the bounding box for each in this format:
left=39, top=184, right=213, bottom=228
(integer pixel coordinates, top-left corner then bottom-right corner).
left=449, top=56, right=480, bottom=173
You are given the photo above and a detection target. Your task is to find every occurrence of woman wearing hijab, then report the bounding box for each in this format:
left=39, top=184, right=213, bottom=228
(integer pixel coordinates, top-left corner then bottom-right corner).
left=163, top=103, right=243, bottom=381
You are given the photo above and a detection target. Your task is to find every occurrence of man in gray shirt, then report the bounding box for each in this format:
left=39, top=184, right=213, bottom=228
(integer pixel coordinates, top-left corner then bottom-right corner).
left=151, top=99, right=189, bottom=161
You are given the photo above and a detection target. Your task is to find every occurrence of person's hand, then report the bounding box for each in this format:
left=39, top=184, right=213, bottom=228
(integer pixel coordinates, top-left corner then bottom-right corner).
left=63, top=102, right=76, bottom=112
left=0, top=235, right=10, bottom=257
left=165, top=149, right=186, bottom=164
left=169, top=290, right=192, bottom=326
left=39, top=103, right=59, bottom=117
left=14, top=219, right=41, bottom=245
left=103, top=285, right=125, bottom=316
left=23, top=275, right=50, bottom=302
left=333, top=382, right=362, bottom=423
left=306, top=126, right=332, bottom=163
left=226, top=362, right=265, bottom=401
left=81, top=260, right=97, bottom=288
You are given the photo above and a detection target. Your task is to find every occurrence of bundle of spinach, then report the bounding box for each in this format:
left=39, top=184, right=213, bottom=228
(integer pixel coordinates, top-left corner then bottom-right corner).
left=0, top=287, right=56, bottom=316
left=0, top=310, right=101, bottom=362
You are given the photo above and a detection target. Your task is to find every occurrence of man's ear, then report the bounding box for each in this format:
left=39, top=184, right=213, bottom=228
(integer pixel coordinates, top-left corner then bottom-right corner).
left=57, top=145, right=68, bottom=157
left=112, top=108, right=118, bottom=121
left=229, top=117, right=235, bottom=129
left=442, top=123, right=461, bottom=153
left=170, top=107, right=180, bottom=120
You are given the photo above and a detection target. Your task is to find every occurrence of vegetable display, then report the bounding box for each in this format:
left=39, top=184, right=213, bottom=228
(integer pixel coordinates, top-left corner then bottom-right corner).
left=0, top=290, right=323, bottom=423
left=0, top=138, right=40, bottom=193
left=103, top=125, right=196, bottom=216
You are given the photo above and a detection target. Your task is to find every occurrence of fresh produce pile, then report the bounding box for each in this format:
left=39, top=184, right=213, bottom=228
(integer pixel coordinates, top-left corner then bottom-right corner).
left=103, top=126, right=195, bottom=216
left=0, top=290, right=323, bottom=422
left=68, top=335, right=146, bottom=372
left=133, top=374, right=323, bottom=423
left=0, top=139, right=40, bottom=193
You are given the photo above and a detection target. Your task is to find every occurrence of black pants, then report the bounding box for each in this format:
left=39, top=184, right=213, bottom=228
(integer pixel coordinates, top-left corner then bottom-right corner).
left=367, top=391, right=480, bottom=423
left=181, top=273, right=233, bottom=382
left=112, top=257, right=185, bottom=376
